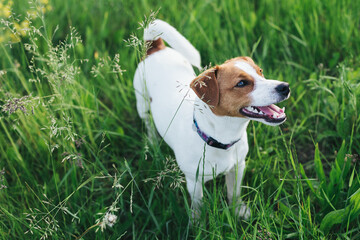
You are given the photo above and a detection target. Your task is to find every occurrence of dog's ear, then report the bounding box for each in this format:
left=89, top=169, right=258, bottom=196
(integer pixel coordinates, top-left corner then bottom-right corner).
left=190, top=66, right=219, bottom=107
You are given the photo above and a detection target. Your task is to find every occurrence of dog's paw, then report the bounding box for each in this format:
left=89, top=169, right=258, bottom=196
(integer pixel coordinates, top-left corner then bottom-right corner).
left=236, top=203, right=251, bottom=220
left=191, top=207, right=201, bottom=220
left=188, top=207, right=201, bottom=226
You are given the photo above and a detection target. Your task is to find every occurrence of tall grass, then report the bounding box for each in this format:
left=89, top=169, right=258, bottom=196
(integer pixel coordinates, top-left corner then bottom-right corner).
left=0, top=0, right=359, bottom=239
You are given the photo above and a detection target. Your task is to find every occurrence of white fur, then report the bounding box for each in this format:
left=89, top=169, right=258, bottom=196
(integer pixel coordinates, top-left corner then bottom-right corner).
left=134, top=20, right=288, bottom=220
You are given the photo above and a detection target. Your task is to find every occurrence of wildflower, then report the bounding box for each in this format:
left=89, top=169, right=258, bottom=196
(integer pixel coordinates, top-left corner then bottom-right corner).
left=1, top=95, right=31, bottom=115
left=2, top=2, right=12, bottom=18
left=345, top=154, right=359, bottom=165
left=10, top=32, right=20, bottom=43
left=0, top=168, right=6, bottom=190
left=96, top=212, right=118, bottom=232
left=74, top=137, right=85, bottom=149
left=24, top=194, right=78, bottom=239
left=14, top=20, right=30, bottom=37
left=0, top=70, right=7, bottom=77
left=26, top=10, right=37, bottom=19
left=61, top=152, right=84, bottom=168
left=144, top=156, right=185, bottom=189
left=104, top=212, right=117, bottom=227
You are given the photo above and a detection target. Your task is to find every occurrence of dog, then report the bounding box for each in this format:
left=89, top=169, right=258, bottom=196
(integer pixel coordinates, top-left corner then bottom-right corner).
left=133, top=19, right=290, bottom=219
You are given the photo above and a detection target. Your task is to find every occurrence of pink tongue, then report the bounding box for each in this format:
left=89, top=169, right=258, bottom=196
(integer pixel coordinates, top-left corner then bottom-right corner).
left=257, top=104, right=283, bottom=115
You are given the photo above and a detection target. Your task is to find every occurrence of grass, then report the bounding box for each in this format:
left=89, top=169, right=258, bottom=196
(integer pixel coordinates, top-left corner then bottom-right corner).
left=0, top=0, right=359, bottom=239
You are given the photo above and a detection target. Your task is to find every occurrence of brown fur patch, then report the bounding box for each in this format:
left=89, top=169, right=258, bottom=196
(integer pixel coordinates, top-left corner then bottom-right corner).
left=191, top=56, right=262, bottom=117
left=212, top=62, right=254, bottom=116
left=146, top=38, right=166, bottom=56
left=190, top=67, right=219, bottom=107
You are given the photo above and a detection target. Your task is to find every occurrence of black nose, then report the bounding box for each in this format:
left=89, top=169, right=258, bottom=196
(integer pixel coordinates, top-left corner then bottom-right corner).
left=275, top=83, right=290, bottom=97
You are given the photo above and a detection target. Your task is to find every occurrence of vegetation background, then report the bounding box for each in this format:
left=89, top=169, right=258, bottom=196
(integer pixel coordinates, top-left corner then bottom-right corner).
left=0, top=0, right=359, bottom=239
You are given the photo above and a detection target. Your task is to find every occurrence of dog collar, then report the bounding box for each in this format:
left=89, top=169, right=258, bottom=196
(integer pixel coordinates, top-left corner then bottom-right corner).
left=193, top=117, right=241, bottom=150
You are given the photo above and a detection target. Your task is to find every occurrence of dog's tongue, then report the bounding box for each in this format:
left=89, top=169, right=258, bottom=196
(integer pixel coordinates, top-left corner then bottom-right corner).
left=257, top=104, right=284, bottom=115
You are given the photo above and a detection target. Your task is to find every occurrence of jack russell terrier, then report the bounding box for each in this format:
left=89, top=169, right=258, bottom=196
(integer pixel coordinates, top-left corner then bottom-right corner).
left=133, top=19, right=290, bottom=219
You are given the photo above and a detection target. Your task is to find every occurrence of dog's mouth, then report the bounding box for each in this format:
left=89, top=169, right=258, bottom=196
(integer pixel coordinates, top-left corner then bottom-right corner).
left=240, top=104, right=286, bottom=123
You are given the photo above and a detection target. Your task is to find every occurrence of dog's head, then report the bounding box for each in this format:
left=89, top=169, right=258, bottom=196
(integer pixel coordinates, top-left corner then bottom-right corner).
left=190, top=57, right=290, bottom=126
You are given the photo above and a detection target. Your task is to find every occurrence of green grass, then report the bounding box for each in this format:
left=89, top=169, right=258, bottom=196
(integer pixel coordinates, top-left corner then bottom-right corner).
left=0, top=0, right=360, bottom=239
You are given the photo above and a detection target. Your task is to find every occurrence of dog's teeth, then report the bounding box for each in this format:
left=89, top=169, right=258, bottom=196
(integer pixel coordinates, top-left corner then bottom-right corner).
left=282, top=107, right=285, bottom=112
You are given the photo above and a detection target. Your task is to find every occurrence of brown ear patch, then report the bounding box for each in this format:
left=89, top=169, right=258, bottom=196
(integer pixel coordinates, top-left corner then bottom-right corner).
left=190, top=66, right=219, bottom=107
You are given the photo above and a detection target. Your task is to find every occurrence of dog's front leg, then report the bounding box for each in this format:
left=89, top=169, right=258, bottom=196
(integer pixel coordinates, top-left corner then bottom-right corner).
left=186, top=177, right=203, bottom=219
left=225, top=161, right=250, bottom=220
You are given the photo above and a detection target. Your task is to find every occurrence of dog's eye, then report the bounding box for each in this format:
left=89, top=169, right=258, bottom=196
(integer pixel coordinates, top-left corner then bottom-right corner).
left=235, top=80, right=248, bottom=88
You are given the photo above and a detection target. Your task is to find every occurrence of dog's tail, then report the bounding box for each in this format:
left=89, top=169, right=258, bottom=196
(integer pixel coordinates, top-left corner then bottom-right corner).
left=144, top=19, right=201, bottom=69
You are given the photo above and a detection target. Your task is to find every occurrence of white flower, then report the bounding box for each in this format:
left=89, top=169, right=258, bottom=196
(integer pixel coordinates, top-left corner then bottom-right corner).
left=104, top=212, right=117, bottom=228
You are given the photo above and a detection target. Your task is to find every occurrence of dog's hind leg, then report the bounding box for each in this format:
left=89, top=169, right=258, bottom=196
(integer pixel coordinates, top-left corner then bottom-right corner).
left=133, top=66, right=157, bottom=142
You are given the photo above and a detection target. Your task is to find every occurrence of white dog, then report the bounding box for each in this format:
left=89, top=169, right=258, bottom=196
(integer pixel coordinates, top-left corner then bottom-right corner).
left=133, top=19, right=290, bottom=219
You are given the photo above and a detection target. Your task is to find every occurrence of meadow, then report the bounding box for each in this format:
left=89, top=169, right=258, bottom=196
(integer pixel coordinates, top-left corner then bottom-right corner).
left=0, top=0, right=360, bottom=239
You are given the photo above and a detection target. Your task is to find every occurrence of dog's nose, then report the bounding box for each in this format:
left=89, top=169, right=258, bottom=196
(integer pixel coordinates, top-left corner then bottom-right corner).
left=275, top=83, right=290, bottom=97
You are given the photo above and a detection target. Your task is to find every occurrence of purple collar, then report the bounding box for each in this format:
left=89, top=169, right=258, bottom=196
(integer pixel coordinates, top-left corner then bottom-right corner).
left=193, top=117, right=241, bottom=150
